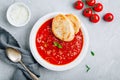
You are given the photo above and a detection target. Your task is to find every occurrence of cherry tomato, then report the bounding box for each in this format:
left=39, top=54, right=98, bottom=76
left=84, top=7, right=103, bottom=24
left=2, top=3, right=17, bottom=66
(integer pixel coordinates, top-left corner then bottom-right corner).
left=89, top=14, right=100, bottom=23
left=74, top=1, right=84, bottom=10
left=93, top=3, right=103, bottom=12
left=103, top=13, right=114, bottom=22
left=83, top=8, right=93, bottom=17
left=86, top=0, right=96, bottom=6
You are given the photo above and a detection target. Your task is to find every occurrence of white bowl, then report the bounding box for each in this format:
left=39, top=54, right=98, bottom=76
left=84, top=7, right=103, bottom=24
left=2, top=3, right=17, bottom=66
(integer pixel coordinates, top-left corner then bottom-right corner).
left=7, top=2, right=31, bottom=27
left=29, top=12, right=89, bottom=71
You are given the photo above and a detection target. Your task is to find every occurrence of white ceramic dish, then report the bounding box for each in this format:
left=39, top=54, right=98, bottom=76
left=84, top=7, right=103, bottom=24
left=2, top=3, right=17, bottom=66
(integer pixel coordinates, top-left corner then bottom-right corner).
left=7, top=2, right=31, bottom=27
left=29, top=12, right=89, bottom=71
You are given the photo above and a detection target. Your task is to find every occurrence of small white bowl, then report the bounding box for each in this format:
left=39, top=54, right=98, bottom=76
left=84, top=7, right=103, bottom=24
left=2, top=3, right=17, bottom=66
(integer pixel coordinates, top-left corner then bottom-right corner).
left=7, top=2, right=31, bottom=27
left=29, top=12, right=89, bottom=71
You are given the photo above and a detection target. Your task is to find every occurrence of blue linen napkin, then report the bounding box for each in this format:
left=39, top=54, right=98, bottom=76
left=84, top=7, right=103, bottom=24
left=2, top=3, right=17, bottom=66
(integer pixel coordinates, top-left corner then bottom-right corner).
left=0, top=27, right=40, bottom=80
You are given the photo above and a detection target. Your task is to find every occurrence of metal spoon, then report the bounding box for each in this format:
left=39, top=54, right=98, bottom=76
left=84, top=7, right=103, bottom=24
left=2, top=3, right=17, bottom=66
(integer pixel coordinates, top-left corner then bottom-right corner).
left=6, top=47, right=39, bottom=80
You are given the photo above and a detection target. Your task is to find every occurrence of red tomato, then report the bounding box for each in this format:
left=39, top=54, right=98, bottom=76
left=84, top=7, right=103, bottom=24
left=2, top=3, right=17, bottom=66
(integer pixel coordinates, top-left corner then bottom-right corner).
left=86, top=0, right=96, bottom=6
left=89, top=14, right=100, bottom=23
left=74, top=1, right=84, bottom=10
left=103, top=13, right=114, bottom=22
left=83, top=8, right=93, bottom=17
left=93, top=3, right=103, bottom=12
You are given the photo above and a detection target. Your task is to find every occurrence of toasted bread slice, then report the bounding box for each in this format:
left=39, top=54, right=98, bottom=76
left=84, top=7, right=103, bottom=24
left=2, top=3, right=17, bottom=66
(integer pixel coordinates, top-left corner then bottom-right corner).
left=66, top=14, right=81, bottom=34
left=52, top=14, right=75, bottom=41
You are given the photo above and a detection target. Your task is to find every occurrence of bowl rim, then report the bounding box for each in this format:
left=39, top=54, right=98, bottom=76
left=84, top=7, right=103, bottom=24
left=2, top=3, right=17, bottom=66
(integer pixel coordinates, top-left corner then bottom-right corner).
left=6, top=2, right=31, bottom=27
left=29, top=12, right=89, bottom=71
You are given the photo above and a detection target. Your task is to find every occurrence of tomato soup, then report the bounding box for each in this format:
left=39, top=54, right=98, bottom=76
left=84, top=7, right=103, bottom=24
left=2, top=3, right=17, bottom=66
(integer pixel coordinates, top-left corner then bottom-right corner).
left=36, top=18, right=84, bottom=65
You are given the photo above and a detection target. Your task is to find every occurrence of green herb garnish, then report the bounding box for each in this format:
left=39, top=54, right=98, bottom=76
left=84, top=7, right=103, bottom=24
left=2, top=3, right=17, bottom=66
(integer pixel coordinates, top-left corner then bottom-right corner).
left=53, top=42, right=62, bottom=48
left=91, top=51, right=95, bottom=56
left=86, top=65, right=90, bottom=72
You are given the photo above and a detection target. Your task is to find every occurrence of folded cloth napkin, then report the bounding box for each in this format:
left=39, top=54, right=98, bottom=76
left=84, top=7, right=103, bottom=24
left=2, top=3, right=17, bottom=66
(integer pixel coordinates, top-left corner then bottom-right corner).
left=0, top=27, right=40, bottom=80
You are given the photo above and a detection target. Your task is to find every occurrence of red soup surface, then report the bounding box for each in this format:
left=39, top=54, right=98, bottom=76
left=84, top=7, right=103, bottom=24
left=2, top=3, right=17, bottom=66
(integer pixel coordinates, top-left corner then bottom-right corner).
left=36, top=18, right=84, bottom=65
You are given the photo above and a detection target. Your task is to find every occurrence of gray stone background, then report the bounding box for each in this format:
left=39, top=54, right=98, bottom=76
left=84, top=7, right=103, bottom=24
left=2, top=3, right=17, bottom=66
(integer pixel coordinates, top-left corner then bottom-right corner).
left=0, top=0, right=120, bottom=80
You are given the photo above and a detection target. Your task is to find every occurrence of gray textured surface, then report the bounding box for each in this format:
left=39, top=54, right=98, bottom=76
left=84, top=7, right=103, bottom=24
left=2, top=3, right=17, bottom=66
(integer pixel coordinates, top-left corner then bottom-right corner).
left=0, top=0, right=120, bottom=80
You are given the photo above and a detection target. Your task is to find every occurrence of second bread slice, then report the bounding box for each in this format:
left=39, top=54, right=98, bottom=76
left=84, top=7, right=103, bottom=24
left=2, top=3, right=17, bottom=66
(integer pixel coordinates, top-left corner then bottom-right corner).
left=66, top=14, right=81, bottom=34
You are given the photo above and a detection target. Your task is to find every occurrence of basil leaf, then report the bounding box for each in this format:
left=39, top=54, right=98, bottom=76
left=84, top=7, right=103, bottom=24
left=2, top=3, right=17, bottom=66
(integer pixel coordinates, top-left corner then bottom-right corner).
left=86, top=65, right=90, bottom=72
left=53, top=42, right=62, bottom=48
left=91, top=51, right=95, bottom=56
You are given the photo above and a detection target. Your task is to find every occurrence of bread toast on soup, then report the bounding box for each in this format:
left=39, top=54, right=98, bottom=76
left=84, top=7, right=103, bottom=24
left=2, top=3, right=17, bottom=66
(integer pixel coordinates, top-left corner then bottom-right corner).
left=52, top=14, right=75, bottom=41
left=66, top=14, right=81, bottom=34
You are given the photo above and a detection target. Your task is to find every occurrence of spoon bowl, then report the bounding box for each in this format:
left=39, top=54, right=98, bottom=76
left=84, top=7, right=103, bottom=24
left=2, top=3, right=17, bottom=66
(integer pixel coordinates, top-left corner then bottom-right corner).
left=6, top=47, right=21, bottom=62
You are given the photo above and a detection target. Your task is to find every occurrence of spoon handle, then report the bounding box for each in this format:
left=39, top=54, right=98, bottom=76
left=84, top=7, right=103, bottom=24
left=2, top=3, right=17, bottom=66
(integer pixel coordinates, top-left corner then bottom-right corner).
left=19, top=61, right=39, bottom=80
